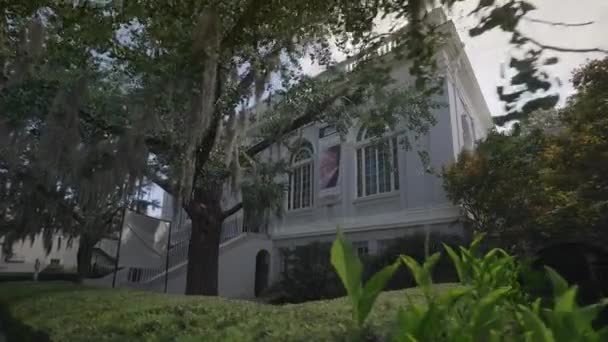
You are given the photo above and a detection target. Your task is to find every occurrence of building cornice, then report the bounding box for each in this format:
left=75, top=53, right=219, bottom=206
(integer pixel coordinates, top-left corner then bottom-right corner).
left=271, top=204, right=462, bottom=240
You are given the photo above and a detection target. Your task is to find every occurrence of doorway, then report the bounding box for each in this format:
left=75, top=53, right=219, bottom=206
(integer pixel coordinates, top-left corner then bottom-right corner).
left=254, top=249, right=270, bottom=297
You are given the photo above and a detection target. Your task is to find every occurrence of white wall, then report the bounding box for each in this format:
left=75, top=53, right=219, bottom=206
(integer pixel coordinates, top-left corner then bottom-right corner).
left=219, top=234, right=273, bottom=299
left=0, top=232, right=78, bottom=273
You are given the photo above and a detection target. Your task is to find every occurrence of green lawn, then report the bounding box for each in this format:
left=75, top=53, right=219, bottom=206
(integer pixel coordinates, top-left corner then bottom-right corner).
left=0, top=282, right=455, bottom=341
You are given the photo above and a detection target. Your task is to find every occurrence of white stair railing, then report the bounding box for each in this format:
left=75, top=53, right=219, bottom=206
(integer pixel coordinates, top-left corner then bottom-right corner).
left=122, top=225, right=191, bottom=285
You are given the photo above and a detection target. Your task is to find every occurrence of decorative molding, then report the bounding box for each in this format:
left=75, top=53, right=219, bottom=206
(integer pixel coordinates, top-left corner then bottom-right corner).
left=271, top=204, right=461, bottom=240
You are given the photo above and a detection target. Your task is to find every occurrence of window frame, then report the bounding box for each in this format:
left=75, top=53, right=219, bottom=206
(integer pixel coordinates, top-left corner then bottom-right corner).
left=355, top=128, right=400, bottom=199
left=287, top=143, right=314, bottom=211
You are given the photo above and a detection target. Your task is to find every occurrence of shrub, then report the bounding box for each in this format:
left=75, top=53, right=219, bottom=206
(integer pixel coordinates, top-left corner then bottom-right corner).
left=264, top=241, right=344, bottom=303
left=331, top=231, right=608, bottom=340
left=267, top=233, right=463, bottom=303
left=363, top=232, right=462, bottom=290
left=0, top=282, right=453, bottom=341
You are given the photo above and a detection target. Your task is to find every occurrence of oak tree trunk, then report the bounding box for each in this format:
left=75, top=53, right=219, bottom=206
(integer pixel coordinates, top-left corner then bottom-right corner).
left=76, top=233, right=95, bottom=282
left=185, top=207, right=223, bottom=295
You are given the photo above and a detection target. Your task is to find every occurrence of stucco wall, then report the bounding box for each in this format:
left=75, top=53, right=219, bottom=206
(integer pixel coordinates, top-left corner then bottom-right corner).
left=0, top=232, right=78, bottom=273
left=219, top=234, right=273, bottom=299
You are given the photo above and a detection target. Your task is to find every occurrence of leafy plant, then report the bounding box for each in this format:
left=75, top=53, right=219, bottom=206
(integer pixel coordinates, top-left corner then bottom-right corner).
left=331, top=230, right=608, bottom=341
left=443, top=233, right=521, bottom=298
left=264, top=242, right=344, bottom=304
left=517, top=267, right=608, bottom=342
left=394, top=235, right=519, bottom=342
left=331, top=229, right=399, bottom=326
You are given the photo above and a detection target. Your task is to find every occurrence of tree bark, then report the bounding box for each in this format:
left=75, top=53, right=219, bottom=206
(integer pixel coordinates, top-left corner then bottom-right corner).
left=185, top=206, right=223, bottom=295
left=76, top=233, right=95, bottom=282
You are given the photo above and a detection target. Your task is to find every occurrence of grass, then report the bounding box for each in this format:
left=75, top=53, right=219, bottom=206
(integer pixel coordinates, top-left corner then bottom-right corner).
left=0, top=282, right=456, bottom=341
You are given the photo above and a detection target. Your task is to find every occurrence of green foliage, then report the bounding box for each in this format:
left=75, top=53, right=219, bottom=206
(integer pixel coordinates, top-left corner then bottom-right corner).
left=363, top=232, right=461, bottom=290
left=443, top=233, right=521, bottom=298
left=442, top=130, right=553, bottom=249
left=442, top=57, right=608, bottom=252
left=517, top=268, right=608, bottom=342
left=331, top=229, right=399, bottom=326
left=0, top=282, right=454, bottom=342
left=265, top=242, right=344, bottom=303
left=331, top=231, right=607, bottom=341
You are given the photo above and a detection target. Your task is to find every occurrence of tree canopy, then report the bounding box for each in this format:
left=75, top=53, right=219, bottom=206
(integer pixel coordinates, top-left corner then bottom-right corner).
left=442, top=57, right=608, bottom=253
left=1, top=0, right=604, bottom=293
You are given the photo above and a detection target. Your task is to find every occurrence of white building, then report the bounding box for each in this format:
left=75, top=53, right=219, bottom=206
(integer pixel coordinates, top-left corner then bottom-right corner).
left=0, top=232, right=78, bottom=274
left=84, top=10, right=492, bottom=297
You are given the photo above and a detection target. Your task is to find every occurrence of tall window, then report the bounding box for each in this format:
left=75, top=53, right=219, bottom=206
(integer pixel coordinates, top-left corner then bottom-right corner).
left=288, top=142, right=313, bottom=210
left=356, top=127, right=400, bottom=197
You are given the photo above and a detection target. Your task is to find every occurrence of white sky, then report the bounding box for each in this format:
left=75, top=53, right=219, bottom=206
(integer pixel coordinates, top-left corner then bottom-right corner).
left=450, top=0, right=608, bottom=116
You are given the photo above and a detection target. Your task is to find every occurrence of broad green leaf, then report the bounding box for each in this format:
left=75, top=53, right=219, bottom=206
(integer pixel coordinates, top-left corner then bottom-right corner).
left=357, top=260, right=399, bottom=324
left=578, top=301, right=607, bottom=326
left=438, top=286, right=472, bottom=307
left=330, top=229, right=362, bottom=307
left=471, top=286, right=511, bottom=335
left=443, top=244, right=465, bottom=283
left=470, top=232, right=486, bottom=253
left=531, top=298, right=542, bottom=315
left=554, top=287, right=577, bottom=312
left=484, top=248, right=509, bottom=259
left=518, top=305, right=555, bottom=342
left=401, top=255, right=424, bottom=286
left=544, top=266, right=568, bottom=296
left=422, top=252, right=441, bottom=276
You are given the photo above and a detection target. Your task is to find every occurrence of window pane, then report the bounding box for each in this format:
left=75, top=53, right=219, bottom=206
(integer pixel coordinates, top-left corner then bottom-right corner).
left=378, top=143, right=389, bottom=193
left=302, top=164, right=311, bottom=207
left=353, top=241, right=369, bottom=257
left=293, top=167, right=301, bottom=209
left=392, top=137, right=400, bottom=190
left=365, top=145, right=377, bottom=196
left=357, top=149, right=363, bottom=197
left=287, top=173, right=292, bottom=210
left=385, top=143, right=393, bottom=192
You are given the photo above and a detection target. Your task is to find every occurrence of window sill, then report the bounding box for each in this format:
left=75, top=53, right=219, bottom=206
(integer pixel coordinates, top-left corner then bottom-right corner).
left=285, top=207, right=314, bottom=217
left=352, top=191, right=400, bottom=205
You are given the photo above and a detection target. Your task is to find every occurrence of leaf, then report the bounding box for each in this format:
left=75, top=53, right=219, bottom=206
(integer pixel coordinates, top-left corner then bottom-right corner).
left=518, top=305, right=555, bottom=342
left=471, top=287, right=511, bottom=335
left=443, top=244, right=465, bottom=283
left=543, top=57, right=559, bottom=65
left=438, top=286, right=472, bottom=307
left=544, top=266, right=568, bottom=296
left=357, top=260, right=399, bottom=324
left=330, top=228, right=362, bottom=309
left=470, top=232, right=486, bottom=253
left=577, top=301, right=607, bottom=326
left=423, top=252, right=441, bottom=276
left=554, top=287, right=578, bottom=312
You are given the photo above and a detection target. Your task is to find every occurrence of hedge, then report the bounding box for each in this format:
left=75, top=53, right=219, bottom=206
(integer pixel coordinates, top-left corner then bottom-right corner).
left=0, top=282, right=455, bottom=341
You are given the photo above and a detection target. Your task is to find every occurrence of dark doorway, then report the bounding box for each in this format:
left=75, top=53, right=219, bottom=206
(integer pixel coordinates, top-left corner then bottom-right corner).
left=254, top=249, right=270, bottom=297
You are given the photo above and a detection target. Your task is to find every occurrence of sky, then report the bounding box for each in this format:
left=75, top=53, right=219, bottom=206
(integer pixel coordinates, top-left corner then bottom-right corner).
left=449, top=0, right=608, bottom=116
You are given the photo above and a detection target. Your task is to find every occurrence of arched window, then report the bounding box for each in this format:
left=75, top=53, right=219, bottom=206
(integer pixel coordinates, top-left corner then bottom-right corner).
left=356, top=127, right=400, bottom=197
left=288, top=141, right=314, bottom=210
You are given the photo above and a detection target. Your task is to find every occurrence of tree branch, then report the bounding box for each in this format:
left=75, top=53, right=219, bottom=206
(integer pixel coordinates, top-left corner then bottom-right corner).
left=522, top=17, right=594, bottom=27
left=245, top=89, right=347, bottom=157
left=221, top=202, right=243, bottom=220
left=516, top=30, right=608, bottom=54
